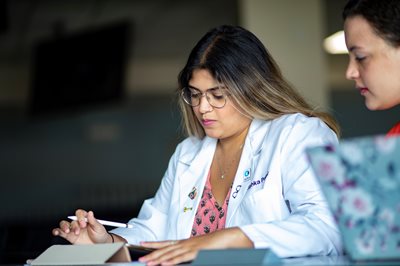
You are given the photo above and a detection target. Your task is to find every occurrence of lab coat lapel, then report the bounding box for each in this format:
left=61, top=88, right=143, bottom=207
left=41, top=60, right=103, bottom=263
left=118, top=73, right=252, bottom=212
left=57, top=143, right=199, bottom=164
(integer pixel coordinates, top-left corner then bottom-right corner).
left=176, top=137, right=217, bottom=239
left=226, top=119, right=265, bottom=225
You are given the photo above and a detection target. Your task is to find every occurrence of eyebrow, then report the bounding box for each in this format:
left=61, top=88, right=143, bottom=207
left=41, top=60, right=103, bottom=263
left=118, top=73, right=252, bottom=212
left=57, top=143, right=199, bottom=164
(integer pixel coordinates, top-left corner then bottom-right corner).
left=187, top=85, right=221, bottom=91
left=348, top=45, right=361, bottom=52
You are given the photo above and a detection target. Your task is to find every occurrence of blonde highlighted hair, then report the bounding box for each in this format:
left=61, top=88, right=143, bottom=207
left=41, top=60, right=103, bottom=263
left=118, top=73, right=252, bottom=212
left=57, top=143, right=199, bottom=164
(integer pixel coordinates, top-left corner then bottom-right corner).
left=178, top=25, right=340, bottom=139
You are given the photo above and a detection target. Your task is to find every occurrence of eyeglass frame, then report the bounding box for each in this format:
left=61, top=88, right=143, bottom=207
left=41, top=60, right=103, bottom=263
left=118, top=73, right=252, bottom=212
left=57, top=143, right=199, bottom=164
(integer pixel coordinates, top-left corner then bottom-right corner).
left=181, top=86, right=230, bottom=109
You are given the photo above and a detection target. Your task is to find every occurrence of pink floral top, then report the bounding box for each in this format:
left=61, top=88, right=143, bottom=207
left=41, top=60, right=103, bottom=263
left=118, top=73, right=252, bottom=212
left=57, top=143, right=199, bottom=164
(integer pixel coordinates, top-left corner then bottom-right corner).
left=191, top=172, right=231, bottom=236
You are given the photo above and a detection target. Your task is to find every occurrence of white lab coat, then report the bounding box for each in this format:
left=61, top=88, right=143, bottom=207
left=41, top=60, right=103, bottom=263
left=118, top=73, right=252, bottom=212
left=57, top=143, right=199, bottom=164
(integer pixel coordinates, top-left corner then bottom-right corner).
left=112, top=113, right=343, bottom=257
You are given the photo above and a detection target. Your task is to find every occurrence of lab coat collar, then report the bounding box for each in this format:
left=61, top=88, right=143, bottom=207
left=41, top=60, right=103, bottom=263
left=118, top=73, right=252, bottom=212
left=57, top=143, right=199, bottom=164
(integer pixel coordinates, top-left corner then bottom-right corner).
left=176, top=137, right=217, bottom=239
left=178, top=137, right=215, bottom=165
left=178, top=118, right=266, bottom=165
left=226, top=118, right=271, bottom=225
left=247, top=118, right=267, bottom=156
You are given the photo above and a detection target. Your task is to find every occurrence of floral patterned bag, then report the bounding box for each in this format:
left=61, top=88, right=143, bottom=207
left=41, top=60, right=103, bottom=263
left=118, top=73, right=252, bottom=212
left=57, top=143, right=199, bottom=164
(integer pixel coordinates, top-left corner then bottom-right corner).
left=306, top=135, right=400, bottom=261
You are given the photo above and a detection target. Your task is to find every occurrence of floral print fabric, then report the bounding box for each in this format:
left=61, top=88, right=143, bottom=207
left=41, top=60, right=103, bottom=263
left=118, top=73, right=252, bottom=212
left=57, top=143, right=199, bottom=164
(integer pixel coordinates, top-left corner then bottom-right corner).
left=307, top=135, right=400, bottom=260
left=191, top=172, right=231, bottom=237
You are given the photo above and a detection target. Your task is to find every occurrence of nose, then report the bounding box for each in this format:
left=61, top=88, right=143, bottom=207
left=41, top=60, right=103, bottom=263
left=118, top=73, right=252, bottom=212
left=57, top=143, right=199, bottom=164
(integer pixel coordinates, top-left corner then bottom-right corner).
left=345, top=60, right=359, bottom=80
left=198, top=93, right=213, bottom=113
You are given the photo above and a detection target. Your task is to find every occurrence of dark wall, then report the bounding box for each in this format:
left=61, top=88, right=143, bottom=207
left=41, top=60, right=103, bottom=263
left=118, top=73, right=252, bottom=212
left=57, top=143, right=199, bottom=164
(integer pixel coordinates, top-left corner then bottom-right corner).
left=0, top=95, right=183, bottom=263
left=331, top=90, right=400, bottom=138
left=0, top=0, right=238, bottom=263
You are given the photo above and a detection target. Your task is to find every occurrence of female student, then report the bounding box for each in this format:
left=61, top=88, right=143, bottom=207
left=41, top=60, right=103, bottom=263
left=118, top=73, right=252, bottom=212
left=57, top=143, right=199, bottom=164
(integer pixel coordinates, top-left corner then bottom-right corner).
left=343, top=0, right=400, bottom=136
left=53, top=25, right=342, bottom=265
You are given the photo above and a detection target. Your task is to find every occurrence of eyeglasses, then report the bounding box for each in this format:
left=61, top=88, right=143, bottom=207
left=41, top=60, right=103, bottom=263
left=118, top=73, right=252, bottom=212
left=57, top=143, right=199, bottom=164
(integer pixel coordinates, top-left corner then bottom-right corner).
left=181, top=87, right=229, bottom=109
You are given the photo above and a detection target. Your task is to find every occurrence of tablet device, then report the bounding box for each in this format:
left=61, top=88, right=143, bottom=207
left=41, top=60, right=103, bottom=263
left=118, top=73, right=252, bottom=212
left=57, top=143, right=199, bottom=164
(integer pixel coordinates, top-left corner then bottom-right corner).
left=125, top=244, right=156, bottom=261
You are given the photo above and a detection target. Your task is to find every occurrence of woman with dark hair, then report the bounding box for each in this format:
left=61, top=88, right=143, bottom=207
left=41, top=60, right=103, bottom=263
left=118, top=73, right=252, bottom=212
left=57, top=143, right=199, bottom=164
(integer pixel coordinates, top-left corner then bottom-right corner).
left=53, top=25, right=341, bottom=265
left=343, top=0, right=400, bottom=136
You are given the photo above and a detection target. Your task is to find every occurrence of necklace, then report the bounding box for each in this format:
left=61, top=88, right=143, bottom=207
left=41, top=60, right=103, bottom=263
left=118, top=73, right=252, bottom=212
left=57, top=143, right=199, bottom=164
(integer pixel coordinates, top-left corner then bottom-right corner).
left=216, top=143, right=244, bottom=179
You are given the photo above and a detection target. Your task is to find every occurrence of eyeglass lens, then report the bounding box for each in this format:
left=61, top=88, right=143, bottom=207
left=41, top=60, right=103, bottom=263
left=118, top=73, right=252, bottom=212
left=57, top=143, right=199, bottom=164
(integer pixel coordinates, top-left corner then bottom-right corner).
left=182, top=87, right=226, bottom=108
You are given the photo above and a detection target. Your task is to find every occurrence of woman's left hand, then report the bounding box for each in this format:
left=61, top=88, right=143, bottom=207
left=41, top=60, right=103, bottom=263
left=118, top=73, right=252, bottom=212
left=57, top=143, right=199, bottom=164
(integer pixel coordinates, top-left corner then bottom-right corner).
left=138, top=227, right=253, bottom=265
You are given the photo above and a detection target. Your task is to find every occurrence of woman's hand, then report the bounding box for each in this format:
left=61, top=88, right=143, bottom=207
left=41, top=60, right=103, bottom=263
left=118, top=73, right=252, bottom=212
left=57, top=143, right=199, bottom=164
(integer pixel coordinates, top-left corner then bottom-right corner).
left=138, top=227, right=253, bottom=265
left=52, top=209, right=110, bottom=244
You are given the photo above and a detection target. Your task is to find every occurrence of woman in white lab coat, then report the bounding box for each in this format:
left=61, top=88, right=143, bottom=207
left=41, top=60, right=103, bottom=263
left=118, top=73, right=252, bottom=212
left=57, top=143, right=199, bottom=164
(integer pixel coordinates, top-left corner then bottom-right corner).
left=53, top=25, right=342, bottom=265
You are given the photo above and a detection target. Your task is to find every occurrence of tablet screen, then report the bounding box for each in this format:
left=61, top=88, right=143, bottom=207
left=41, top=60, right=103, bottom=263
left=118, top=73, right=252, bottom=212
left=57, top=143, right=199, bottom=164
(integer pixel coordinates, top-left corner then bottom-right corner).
left=125, top=244, right=156, bottom=261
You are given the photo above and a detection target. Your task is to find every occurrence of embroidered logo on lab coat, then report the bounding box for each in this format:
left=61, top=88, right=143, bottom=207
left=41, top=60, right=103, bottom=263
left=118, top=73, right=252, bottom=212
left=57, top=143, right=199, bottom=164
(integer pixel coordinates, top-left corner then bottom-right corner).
left=232, top=185, right=242, bottom=199
left=247, top=171, right=269, bottom=190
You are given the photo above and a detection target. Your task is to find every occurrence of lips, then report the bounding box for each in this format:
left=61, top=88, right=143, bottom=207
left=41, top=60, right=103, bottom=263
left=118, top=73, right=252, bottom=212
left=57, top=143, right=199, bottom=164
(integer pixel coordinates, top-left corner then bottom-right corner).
left=358, top=87, right=369, bottom=95
left=202, top=119, right=216, bottom=126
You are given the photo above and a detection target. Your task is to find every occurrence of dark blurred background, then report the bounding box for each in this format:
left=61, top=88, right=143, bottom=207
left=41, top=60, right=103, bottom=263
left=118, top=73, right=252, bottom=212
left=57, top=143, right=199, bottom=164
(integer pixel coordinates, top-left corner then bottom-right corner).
left=0, top=0, right=398, bottom=264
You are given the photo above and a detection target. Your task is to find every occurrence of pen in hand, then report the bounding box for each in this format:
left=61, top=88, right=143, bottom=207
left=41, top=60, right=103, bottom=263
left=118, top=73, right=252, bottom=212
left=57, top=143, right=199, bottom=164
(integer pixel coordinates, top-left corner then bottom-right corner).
left=68, top=216, right=133, bottom=228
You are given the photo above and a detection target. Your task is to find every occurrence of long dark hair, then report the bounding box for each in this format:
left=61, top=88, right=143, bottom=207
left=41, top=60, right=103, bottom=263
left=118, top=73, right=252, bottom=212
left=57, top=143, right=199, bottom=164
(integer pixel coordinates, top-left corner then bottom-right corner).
left=343, top=0, right=400, bottom=47
left=177, top=25, right=340, bottom=138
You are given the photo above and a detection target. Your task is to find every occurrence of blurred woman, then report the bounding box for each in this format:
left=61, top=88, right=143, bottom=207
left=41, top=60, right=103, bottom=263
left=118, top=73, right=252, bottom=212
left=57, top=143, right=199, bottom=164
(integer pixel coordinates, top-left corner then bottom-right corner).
left=343, top=0, right=400, bottom=136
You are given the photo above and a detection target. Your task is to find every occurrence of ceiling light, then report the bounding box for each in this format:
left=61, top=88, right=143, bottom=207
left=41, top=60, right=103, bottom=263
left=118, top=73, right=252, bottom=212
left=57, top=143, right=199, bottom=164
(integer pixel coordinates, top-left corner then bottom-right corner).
left=323, top=30, right=348, bottom=54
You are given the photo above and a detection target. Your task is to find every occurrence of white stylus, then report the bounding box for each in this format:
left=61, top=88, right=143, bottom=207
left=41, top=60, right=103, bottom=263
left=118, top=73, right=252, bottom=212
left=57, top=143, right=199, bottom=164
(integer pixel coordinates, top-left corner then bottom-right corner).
left=68, top=215, right=133, bottom=228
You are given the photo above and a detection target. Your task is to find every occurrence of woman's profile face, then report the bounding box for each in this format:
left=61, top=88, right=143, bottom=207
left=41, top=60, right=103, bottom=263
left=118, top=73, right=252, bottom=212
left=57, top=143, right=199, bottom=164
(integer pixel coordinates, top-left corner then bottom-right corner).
left=188, top=69, right=251, bottom=140
left=344, top=15, right=400, bottom=110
